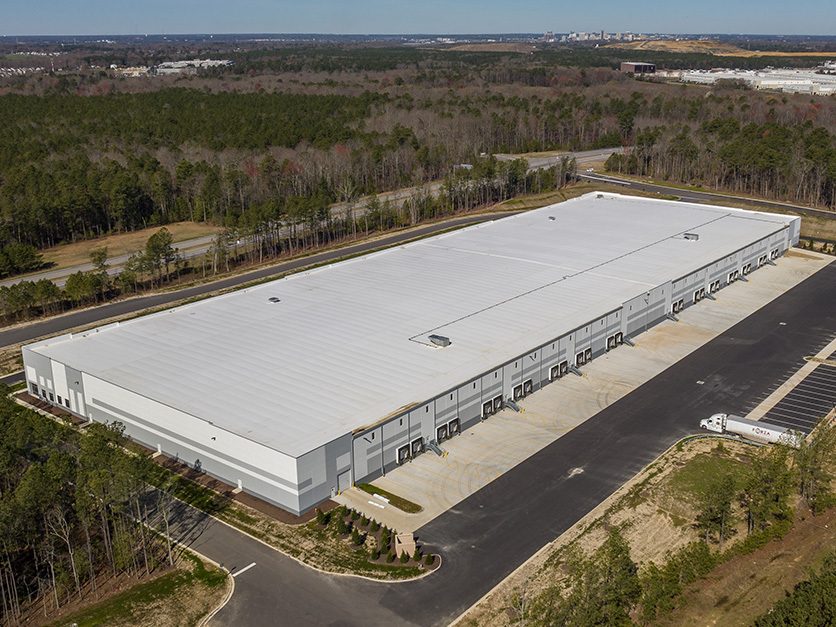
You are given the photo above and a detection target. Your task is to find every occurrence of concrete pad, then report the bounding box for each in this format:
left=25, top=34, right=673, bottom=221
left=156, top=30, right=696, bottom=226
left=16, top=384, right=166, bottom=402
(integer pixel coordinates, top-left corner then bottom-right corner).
left=335, top=250, right=833, bottom=532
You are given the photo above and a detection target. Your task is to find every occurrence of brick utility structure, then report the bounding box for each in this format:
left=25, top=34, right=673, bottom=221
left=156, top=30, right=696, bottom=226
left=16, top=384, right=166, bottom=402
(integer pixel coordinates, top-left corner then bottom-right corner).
left=22, top=192, right=800, bottom=515
left=621, top=61, right=656, bottom=74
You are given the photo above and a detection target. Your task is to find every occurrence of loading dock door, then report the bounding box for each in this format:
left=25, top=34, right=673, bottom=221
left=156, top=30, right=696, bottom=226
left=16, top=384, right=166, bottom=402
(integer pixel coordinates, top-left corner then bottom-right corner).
left=338, top=470, right=351, bottom=493
left=493, top=395, right=503, bottom=413
left=523, top=379, right=533, bottom=395
left=482, top=400, right=493, bottom=418
left=436, top=425, right=448, bottom=442
left=513, top=384, right=524, bottom=400
left=397, top=445, right=410, bottom=464
left=448, top=419, right=460, bottom=435
left=411, top=438, right=424, bottom=456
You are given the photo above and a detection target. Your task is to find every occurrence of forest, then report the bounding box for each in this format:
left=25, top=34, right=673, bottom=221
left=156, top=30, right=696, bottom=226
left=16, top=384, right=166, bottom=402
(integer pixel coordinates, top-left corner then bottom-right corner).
left=0, top=390, right=182, bottom=624
left=1, top=75, right=835, bottom=256
left=0, top=44, right=834, bottom=316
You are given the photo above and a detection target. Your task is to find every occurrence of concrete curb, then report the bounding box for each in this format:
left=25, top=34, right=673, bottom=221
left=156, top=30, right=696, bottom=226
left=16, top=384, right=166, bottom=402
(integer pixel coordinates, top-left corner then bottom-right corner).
left=199, top=570, right=235, bottom=627
left=9, top=393, right=440, bottom=586
left=185, top=502, right=442, bottom=585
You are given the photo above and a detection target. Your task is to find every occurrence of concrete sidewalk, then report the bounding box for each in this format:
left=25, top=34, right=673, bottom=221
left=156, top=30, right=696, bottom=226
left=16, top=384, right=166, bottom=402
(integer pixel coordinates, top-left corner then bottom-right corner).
left=335, top=250, right=833, bottom=532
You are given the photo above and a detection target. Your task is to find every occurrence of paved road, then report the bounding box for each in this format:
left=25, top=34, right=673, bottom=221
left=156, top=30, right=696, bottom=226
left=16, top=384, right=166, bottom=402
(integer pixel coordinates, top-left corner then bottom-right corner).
left=496, top=147, right=621, bottom=169
left=2, top=149, right=619, bottom=290
left=161, top=261, right=835, bottom=626
left=577, top=172, right=836, bottom=219
left=0, top=234, right=220, bottom=289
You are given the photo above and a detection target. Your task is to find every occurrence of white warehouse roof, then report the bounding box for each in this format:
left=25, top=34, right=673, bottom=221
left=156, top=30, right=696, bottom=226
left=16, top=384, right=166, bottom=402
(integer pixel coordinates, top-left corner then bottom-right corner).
left=28, top=192, right=797, bottom=457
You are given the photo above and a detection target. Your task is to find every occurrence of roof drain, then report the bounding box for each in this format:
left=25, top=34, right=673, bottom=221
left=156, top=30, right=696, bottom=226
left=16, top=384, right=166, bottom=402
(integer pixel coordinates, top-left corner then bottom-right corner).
left=428, top=334, right=452, bottom=348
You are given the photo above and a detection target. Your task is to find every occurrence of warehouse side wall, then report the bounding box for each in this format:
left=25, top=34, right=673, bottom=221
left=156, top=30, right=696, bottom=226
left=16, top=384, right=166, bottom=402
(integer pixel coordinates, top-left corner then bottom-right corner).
left=348, top=226, right=795, bottom=492
left=22, top=218, right=799, bottom=516
left=21, top=354, right=308, bottom=515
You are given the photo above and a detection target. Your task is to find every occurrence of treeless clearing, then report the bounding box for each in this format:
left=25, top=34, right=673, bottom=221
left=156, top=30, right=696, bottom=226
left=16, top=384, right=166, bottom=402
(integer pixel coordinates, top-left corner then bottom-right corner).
left=443, top=43, right=536, bottom=53
left=40, top=222, right=223, bottom=270
left=608, top=39, right=836, bottom=57
left=459, top=438, right=752, bottom=627
left=656, top=506, right=836, bottom=627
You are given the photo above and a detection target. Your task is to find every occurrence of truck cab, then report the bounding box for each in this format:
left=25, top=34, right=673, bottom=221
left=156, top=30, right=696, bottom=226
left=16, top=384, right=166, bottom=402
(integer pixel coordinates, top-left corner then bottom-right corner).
left=699, top=413, right=726, bottom=433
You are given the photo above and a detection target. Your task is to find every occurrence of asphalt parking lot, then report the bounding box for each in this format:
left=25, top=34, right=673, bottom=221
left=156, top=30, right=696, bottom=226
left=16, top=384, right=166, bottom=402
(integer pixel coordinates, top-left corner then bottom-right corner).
left=762, top=360, right=836, bottom=433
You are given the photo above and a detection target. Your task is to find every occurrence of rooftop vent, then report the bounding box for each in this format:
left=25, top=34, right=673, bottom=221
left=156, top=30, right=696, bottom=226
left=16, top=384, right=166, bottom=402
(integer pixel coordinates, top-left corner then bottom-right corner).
left=548, top=216, right=556, bottom=221
left=596, top=193, right=604, bottom=199
left=268, top=297, right=281, bottom=303
left=428, top=334, right=452, bottom=348
left=683, top=233, right=700, bottom=241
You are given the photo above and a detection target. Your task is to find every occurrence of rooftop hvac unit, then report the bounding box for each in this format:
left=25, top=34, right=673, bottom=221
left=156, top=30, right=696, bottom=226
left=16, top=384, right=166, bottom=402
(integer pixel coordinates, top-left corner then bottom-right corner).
left=428, top=334, right=452, bottom=347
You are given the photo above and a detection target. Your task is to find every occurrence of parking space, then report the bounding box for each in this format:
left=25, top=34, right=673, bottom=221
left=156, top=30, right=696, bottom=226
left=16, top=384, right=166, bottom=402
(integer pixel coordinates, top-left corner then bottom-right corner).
left=762, top=364, right=836, bottom=434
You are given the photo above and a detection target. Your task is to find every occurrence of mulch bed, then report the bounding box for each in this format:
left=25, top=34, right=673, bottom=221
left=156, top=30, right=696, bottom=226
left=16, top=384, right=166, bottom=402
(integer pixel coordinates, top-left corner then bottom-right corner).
left=155, top=453, right=337, bottom=525
left=16, top=391, right=87, bottom=426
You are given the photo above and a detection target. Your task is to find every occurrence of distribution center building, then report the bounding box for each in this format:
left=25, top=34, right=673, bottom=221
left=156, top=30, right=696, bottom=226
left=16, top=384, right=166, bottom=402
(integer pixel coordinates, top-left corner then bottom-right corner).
left=22, top=192, right=801, bottom=515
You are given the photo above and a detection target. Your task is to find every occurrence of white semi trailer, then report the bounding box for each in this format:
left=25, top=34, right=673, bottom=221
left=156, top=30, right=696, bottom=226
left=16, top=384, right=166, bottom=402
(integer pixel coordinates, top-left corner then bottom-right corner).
left=699, top=413, right=802, bottom=448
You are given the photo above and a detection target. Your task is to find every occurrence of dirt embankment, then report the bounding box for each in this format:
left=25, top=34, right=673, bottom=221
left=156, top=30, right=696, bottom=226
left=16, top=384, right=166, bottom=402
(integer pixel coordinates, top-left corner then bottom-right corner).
left=608, top=39, right=836, bottom=58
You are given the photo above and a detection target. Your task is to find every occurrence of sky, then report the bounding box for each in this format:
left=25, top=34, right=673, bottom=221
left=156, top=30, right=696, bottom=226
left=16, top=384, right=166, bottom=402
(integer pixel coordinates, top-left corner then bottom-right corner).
left=2, top=0, right=835, bottom=37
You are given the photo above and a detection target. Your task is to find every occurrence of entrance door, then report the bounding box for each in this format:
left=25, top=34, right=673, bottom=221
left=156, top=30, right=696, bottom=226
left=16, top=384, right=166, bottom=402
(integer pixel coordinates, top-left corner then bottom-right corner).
left=337, top=470, right=351, bottom=493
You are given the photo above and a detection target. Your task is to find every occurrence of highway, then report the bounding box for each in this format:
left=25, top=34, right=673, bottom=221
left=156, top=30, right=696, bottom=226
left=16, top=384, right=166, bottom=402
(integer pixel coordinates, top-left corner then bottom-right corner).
left=161, top=261, right=834, bottom=626
left=576, top=172, right=836, bottom=219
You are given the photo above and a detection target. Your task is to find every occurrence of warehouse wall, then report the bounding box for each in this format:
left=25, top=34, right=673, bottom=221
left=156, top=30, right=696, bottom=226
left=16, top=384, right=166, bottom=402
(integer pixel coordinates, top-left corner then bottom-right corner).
left=21, top=354, right=309, bottom=515
left=349, top=227, right=795, bottom=489
left=23, top=221, right=798, bottom=515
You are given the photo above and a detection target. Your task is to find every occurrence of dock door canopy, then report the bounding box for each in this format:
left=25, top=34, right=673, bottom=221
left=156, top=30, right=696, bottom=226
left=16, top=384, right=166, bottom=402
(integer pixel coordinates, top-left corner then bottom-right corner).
left=482, top=399, right=493, bottom=418
left=550, top=360, right=569, bottom=380
left=513, top=384, right=524, bottom=400
left=575, top=348, right=592, bottom=367
left=397, top=444, right=410, bottom=464
left=436, top=424, right=449, bottom=442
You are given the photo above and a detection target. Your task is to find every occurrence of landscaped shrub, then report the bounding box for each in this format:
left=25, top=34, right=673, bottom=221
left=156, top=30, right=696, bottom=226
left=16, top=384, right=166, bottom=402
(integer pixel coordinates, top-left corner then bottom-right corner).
left=370, top=548, right=380, bottom=560
left=387, top=551, right=395, bottom=563
left=350, top=508, right=359, bottom=521
left=370, top=520, right=380, bottom=532
left=351, top=528, right=364, bottom=546
left=315, top=507, right=329, bottom=525
left=336, top=515, right=350, bottom=535
left=360, top=515, right=369, bottom=527
left=412, top=547, right=422, bottom=562
left=400, top=552, right=410, bottom=564
left=424, top=554, right=434, bottom=566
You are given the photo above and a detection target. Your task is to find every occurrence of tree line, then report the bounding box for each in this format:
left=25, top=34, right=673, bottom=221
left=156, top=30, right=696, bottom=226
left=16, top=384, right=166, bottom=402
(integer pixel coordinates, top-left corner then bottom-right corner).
left=606, top=118, right=836, bottom=208
left=0, top=390, right=180, bottom=624
left=2, top=70, right=834, bottom=257
left=1, top=159, right=570, bottom=323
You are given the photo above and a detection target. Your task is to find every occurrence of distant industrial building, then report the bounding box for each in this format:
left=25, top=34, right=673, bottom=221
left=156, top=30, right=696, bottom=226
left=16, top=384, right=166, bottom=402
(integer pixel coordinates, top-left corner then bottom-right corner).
left=152, top=59, right=232, bottom=75
left=621, top=61, right=656, bottom=74
left=23, top=193, right=800, bottom=515
left=679, top=67, right=836, bottom=95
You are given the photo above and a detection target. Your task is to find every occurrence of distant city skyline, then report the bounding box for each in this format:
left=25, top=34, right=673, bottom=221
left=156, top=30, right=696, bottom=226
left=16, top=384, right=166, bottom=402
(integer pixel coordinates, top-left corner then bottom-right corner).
left=3, top=0, right=835, bottom=37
